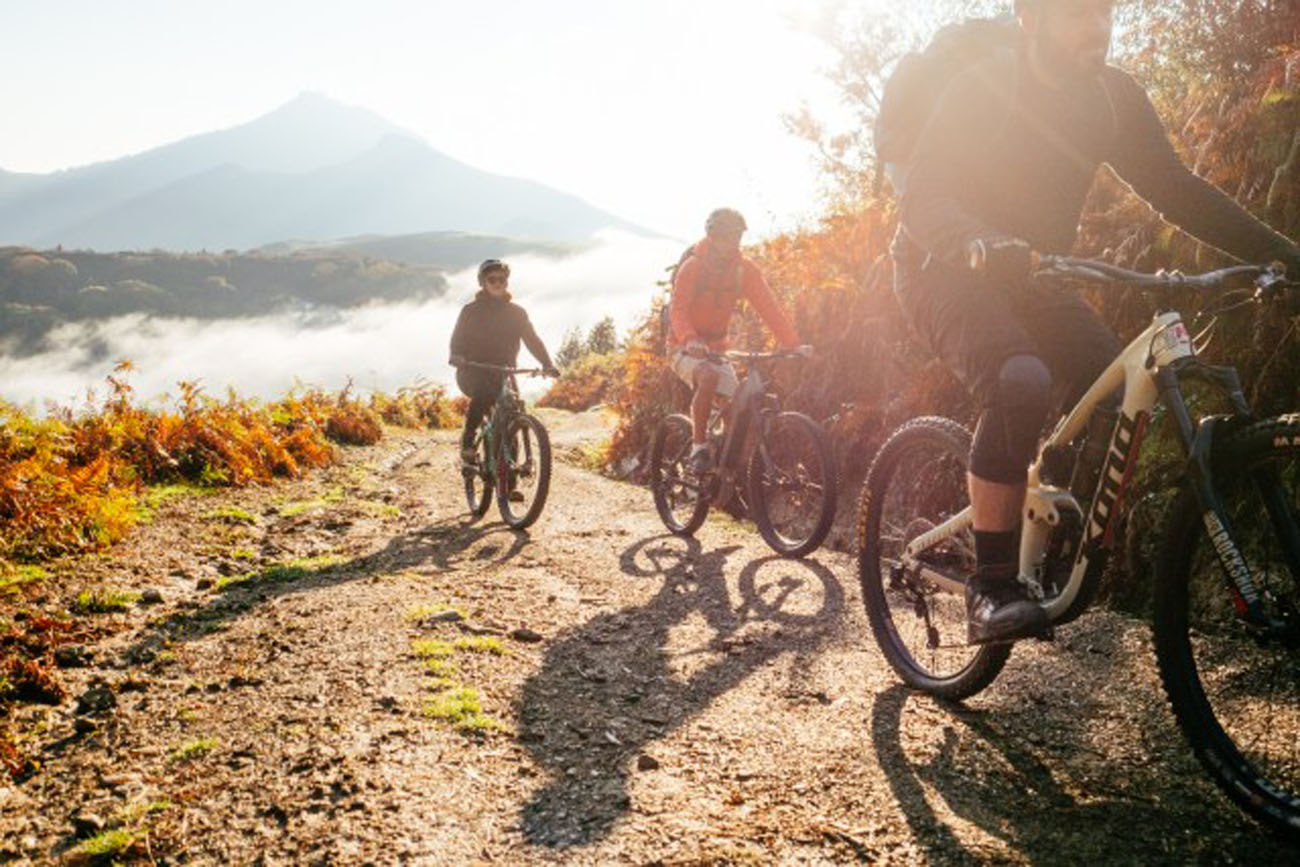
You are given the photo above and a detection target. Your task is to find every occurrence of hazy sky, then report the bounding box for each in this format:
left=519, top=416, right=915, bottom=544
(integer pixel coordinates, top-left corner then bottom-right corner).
left=0, top=0, right=880, bottom=240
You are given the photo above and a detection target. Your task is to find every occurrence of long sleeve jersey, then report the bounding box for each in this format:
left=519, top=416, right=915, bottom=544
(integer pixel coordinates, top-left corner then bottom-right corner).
left=898, top=48, right=1300, bottom=269
left=448, top=291, right=554, bottom=370
left=669, top=237, right=799, bottom=351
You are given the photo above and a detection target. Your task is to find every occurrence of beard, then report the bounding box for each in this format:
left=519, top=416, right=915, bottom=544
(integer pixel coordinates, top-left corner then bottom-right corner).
left=1033, top=28, right=1110, bottom=83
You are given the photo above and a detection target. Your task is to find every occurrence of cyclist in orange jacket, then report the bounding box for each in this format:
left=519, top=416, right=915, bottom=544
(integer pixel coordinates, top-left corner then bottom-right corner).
left=668, top=208, right=809, bottom=474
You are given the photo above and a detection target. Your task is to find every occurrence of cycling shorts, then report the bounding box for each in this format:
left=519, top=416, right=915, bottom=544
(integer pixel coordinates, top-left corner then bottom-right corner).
left=892, top=240, right=1120, bottom=411
left=670, top=349, right=739, bottom=398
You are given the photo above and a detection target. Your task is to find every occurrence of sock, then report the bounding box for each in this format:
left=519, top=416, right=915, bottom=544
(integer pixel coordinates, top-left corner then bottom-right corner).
left=973, top=530, right=1017, bottom=571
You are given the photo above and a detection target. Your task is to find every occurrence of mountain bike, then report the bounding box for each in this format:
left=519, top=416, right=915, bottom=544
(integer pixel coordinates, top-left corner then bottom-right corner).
left=459, top=362, right=553, bottom=530
left=856, top=256, right=1300, bottom=836
left=651, top=349, right=836, bottom=557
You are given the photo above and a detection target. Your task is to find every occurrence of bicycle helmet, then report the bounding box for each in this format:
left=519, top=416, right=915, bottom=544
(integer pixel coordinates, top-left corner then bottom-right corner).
left=705, top=208, right=747, bottom=237
left=477, top=258, right=510, bottom=285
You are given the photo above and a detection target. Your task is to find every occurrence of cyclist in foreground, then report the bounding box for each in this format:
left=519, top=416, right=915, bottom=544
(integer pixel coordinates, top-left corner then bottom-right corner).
left=449, top=259, right=560, bottom=495
left=890, top=0, right=1300, bottom=644
left=669, top=207, right=811, bottom=475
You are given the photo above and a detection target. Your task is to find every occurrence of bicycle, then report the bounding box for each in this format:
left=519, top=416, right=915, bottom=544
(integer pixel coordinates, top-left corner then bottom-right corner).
left=856, top=256, right=1300, bottom=836
left=650, top=349, right=837, bottom=557
left=458, top=362, right=554, bottom=530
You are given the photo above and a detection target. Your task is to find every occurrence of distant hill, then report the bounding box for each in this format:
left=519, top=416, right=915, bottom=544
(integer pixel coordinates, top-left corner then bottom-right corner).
left=0, top=244, right=446, bottom=357
left=0, top=94, right=652, bottom=251
left=256, top=231, right=585, bottom=269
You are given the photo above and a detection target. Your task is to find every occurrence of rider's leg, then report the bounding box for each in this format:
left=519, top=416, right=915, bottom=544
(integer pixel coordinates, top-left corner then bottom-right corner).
left=691, top=364, right=720, bottom=445
left=690, top=364, right=720, bottom=473
left=455, top=368, right=495, bottom=459
left=966, top=353, right=1054, bottom=642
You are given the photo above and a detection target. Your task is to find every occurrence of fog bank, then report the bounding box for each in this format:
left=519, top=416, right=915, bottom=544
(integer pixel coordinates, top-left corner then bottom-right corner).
left=0, top=232, right=681, bottom=409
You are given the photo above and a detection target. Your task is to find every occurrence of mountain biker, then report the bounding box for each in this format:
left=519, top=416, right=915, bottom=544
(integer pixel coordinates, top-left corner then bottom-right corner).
left=892, top=0, right=1300, bottom=644
left=669, top=207, right=810, bottom=474
left=449, top=259, right=560, bottom=486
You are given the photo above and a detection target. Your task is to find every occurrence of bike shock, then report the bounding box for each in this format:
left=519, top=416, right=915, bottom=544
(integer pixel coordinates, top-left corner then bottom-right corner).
left=1070, top=404, right=1119, bottom=503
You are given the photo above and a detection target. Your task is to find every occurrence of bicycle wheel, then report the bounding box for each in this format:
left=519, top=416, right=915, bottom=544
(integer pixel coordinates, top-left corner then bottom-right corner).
left=747, top=411, right=837, bottom=558
left=1154, top=416, right=1300, bottom=837
left=857, top=417, right=1010, bottom=700
left=495, top=414, right=551, bottom=530
left=463, top=433, right=492, bottom=518
left=651, top=414, right=709, bottom=536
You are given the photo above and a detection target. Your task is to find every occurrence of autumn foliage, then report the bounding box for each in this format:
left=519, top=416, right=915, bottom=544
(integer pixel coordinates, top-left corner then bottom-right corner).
left=603, top=2, right=1300, bottom=567
left=0, top=366, right=461, bottom=565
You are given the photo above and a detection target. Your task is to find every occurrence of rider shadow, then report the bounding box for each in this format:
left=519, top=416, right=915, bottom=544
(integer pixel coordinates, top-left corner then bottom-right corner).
left=869, top=662, right=1296, bottom=862
left=516, top=534, right=846, bottom=849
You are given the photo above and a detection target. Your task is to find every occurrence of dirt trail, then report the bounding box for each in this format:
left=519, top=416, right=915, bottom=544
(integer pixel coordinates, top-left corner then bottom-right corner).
left=1, top=410, right=1292, bottom=864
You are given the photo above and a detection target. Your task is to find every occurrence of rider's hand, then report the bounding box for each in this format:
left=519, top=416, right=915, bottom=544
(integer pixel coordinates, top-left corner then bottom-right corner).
left=968, top=236, right=1033, bottom=287
left=543, top=366, right=561, bottom=379
left=686, top=340, right=708, bottom=359
left=795, top=344, right=814, bottom=358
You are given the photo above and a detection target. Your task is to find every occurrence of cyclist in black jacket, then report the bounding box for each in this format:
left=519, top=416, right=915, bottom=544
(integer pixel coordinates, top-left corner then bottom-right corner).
left=893, top=0, right=1300, bottom=643
left=449, top=259, right=559, bottom=468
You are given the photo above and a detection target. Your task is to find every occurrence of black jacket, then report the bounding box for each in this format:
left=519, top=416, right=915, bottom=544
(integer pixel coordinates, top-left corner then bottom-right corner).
left=898, top=49, right=1300, bottom=270
left=449, top=291, right=554, bottom=370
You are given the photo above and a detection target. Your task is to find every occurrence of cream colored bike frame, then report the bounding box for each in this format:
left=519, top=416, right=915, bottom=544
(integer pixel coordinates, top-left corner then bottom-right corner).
left=900, top=310, right=1196, bottom=620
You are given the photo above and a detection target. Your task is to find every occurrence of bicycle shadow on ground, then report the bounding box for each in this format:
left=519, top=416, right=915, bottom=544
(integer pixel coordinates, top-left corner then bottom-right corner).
left=869, top=656, right=1299, bottom=863
left=114, top=514, right=531, bottom=665
left=515, top=534, right=846, bottom=849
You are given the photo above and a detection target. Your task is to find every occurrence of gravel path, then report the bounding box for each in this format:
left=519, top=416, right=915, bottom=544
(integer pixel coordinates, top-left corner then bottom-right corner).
left=1, top=414, right=1292, bottom=864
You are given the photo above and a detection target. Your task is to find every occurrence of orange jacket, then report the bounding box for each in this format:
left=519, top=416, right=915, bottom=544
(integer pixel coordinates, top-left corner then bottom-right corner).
left=669, top=237, right=799, bottom=351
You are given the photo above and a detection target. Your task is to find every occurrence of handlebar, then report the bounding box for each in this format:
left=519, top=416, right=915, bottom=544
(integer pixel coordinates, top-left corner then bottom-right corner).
left=454, top=361, right=556, bottom=377
left=1033, top=255, right=1289, bottom=292
left=1032, top=255, right=1299, bottom=314
left=694, top=349, right=812, bottom=364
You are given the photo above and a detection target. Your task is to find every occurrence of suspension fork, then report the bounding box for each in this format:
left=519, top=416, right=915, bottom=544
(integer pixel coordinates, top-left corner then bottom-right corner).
left=1158, top=365, right=1283, bottom=627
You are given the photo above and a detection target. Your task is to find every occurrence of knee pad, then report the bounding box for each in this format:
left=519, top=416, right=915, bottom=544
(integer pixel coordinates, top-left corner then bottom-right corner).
left=970, top=355, right=1052, bottom=484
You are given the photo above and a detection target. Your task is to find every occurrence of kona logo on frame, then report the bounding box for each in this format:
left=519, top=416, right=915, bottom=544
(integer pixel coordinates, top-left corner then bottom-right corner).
left=1086, top=411, right=1142, bottom=545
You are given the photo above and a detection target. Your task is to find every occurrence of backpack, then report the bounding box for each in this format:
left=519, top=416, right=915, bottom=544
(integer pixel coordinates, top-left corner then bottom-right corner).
left=656, top=244, right=697, bottom=355
left=873, top=16, right=1019, bottom=193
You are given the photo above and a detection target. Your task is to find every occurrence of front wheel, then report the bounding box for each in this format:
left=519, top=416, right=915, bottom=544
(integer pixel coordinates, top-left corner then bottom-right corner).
left=651, top=414, right=710, bottom=536
left=495, top=414, right=551, bottom=530
left=747, top=411, right=836, bottom=558
left=1154, top=416, right=1300, bottom=837
left=857, top=417, right=1010, bottom=701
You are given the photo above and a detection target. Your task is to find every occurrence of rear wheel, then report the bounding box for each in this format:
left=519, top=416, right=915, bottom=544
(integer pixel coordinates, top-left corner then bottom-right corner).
left=857, top=417, right=1010, bottom=701
left=747, top=411, right=836, bottom=558
left=495, top=414, right=551, bottom=530
left=651, top=414, right=710, bottom=536
left=463, top=431, right=492, bottom=518
left=1154, top=417, right=1300, bottom=837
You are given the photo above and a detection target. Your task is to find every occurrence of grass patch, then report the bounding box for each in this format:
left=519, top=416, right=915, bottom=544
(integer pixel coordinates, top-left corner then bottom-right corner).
left=136, top=482, right=215, bottom=522
left=169, top=736, right=217, bottom=762
left=74, top=827, right=139, bottom=859
left=71, top=588, right=140, bottom=614
left=203, top=506, right=257, bottom=525
left=454, top=636, right=506, bottom=655
left=423, top=686, right=505, bottom=732
left=118, top=799, right=174, bottom=824
left=0, top=564, right=49, bottom=594
left=230, top=548, right=257, bottom=560
left=218, top=554, right=347, bottom=592
left=411, top=639, right=456, bottom=659
left=279, top=486, right=347, bottom=517
left=404, top=602, right=464, bottom=622
left=424, top=656, right=458, bottom=680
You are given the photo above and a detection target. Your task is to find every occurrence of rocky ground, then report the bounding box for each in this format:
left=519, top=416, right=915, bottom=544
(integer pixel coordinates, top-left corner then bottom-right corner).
left=0, top=409, right=1294, bottom=864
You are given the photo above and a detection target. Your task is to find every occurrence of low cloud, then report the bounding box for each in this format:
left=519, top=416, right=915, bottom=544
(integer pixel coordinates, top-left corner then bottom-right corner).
left=0, top=231, right=682, bottom=409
